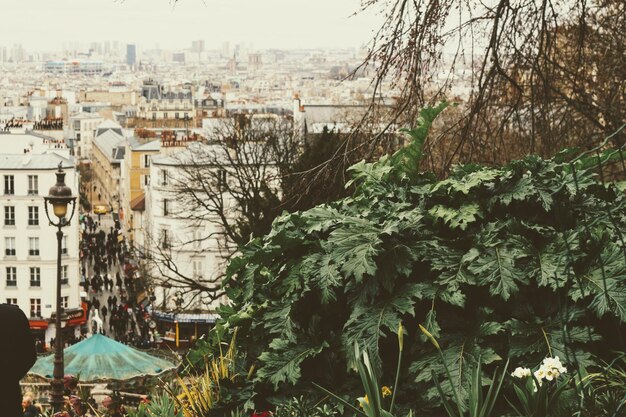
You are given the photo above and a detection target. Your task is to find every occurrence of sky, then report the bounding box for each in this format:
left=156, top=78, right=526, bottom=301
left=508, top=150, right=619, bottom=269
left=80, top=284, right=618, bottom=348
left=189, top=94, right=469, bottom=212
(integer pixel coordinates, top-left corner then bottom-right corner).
left=0, top=0, right=383, bottom=51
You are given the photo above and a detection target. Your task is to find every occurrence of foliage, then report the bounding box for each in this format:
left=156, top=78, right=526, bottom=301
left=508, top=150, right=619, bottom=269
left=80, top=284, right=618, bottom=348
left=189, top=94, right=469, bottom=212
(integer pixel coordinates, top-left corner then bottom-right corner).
left=215, top=106, right=626, bottom=412
left=127, top=394, right=182, bottom=417
left=273, top=396, right=341, bottom=417
left=420, top=325, right=508, bottom=417
left=167, top=332, right=255, bottom=417
left=578, top=355, right=626, bottom=417
left=315, top=343, right=399, bottom=417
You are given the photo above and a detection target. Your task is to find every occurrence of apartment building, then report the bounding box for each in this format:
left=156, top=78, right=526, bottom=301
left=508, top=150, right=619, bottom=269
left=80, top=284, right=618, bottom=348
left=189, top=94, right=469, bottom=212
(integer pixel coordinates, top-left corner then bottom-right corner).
left=0, top=133, right=82, bottom=346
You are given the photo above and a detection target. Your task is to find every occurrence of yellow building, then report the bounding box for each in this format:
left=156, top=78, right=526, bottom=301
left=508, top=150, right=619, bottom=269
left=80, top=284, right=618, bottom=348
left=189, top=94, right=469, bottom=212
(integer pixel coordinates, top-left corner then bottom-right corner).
left=120, top=138, right=160, bottom=250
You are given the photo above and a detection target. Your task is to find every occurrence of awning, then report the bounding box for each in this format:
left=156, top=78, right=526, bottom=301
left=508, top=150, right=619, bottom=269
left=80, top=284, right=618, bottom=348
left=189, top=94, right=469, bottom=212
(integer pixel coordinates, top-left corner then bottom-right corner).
left=152, top=310, right=218, bottom=324
left=50, top=303, right=88, bottom=327
left=29, top=320, right=48, bottom=330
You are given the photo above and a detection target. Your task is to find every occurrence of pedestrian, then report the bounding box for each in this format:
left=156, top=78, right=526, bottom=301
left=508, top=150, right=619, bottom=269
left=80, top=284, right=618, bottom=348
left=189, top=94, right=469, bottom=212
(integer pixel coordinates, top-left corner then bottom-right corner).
left=101, top=306, right=108, bottom=323
left=22, top=395, right=41, bottom=417
left=0, top=304, right=37, bottom=417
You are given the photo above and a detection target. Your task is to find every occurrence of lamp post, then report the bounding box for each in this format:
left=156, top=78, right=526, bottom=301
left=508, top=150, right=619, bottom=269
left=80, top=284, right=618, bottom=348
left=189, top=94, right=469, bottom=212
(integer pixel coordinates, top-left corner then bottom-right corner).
left=43, top=163, right=77, bottom=413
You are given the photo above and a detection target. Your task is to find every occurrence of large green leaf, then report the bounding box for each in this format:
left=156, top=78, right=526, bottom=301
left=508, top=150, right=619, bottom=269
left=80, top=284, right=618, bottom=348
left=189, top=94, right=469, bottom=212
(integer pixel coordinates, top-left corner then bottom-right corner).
left=256, top=338, right=329, bottom=389
left=325, top=219, right=382, bottom=282
left=428, top=203, right=482, bottom=230
left=342, top=283, right=423, bottom=370
left=571, top=243, right=626, bottom=321
left=390, top=102, right=450, bottom=180
left=468, top=245, right=528, bottom=300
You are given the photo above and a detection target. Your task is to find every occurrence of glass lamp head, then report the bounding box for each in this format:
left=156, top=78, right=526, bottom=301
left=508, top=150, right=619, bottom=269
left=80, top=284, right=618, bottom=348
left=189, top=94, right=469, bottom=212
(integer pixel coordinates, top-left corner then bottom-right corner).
left=45, top=164, right=74, bottom=220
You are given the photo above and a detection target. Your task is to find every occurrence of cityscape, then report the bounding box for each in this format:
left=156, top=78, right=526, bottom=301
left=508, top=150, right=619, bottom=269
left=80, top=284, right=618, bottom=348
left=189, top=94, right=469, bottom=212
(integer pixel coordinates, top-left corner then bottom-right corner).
left=0, top=1, right=624, bottom=417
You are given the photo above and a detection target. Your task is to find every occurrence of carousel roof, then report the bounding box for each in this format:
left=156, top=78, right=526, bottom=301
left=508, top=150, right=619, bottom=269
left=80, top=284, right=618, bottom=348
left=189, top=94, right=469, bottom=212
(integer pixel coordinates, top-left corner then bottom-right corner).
left=28, top=334, right=177, bottom=381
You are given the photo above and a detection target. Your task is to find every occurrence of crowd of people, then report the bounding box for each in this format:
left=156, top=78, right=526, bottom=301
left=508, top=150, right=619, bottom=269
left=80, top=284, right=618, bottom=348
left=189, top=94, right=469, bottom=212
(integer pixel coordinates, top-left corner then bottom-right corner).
left=80, top=214, right=156, bottom=348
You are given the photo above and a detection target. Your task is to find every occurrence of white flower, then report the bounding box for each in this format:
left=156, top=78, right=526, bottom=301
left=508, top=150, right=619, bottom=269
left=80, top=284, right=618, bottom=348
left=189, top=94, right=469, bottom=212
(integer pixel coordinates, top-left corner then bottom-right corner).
left=538, top=356, right=568, bottom=381
left=512, top=367, right=532, bottom=378
left=534, top=368, right=546, bottom=383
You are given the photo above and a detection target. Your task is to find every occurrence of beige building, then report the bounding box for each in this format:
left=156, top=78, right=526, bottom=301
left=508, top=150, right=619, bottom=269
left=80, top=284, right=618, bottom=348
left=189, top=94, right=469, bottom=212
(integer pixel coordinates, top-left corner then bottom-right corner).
left=78, top=89, right=137, bottom=109
left=92, top=129, right=125, bottom=210
left=120, top=138, right=160, bottom=250
left=130, top=80, right=196, bottom=129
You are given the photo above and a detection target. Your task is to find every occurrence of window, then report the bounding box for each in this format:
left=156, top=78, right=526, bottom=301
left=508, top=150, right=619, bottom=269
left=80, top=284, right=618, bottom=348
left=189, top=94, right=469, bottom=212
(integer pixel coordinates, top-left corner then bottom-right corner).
left=192, top=260, right=204, bottom=279
left=6, top=298, right=17, bottom=305
left=163, top=199, right=169, bottom=216
left=161, top=169, right=168, bottom=186
left=62, top=296, right=69, bottom=309
left=152, top=113, right=156, bottom=120
left=30, top=267, right=41, bottom=287
left=62, top=236, right=68, bottom=255
left=161, top=229, right=170, bottom=249
left=6, top=267, right=16, bottom=287
left=61, top=265, right=68, bottom=285
left=143, top=154, right=151, bottom=167
left=141, top=174, right=150, bottom=188
left=28, top=206, right=39, bottom=226
left=4, top=175, right=14, bottom=195
left=5, top=237, right=15, bottom=256
left=192, top=229, right=201, bottom=249
left=218, top=169, right=227, bottom=189
left=29, top=237, right=39, bottom=256
left=163, top=112, right=168, bottom=119
left=4, top=206, right=15, bottom=226
left=28, top=175, right=38, bottom=195
left=30, top=298, right=41, bottom=317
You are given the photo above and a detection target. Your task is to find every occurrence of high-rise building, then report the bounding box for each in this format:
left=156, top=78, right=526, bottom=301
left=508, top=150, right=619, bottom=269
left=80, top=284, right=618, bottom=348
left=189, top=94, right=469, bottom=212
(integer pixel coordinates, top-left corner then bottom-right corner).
left=126, top=44, right=137, bottom=67
left=191, top=40, right=205, bottom=53
left=221, top=42, right=230, bottom=58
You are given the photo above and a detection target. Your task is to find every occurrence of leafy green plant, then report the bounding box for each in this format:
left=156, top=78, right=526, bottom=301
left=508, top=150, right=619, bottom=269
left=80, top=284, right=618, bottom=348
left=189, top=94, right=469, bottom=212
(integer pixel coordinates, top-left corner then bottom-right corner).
left=315, top=342, right=400, bottom=417
left=273, top=395, right=341, bottom=417
left=215, top=104, right=626, bottom=412
left=578, top=355, right=626, bottom=417
left=420, top=325, right=508, bottom=417
left=127, top=394, right=182, bottom=417
left=165, top=331, right=255, bottom=417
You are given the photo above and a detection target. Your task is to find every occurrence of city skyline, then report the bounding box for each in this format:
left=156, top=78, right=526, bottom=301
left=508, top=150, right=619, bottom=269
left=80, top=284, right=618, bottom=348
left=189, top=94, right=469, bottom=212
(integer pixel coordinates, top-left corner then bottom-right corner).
left=0, top=0, right=381, bottom=52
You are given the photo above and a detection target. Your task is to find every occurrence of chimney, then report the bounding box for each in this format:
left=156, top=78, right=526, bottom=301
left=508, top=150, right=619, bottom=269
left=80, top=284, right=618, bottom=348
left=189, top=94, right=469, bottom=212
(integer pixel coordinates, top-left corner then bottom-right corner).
left=293, top=93, right=301, bottom=115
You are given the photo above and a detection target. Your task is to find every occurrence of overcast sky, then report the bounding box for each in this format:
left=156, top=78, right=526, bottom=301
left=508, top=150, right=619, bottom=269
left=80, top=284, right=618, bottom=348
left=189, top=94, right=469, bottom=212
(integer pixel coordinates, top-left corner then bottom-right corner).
left=1, top=0, right=382, bottom=51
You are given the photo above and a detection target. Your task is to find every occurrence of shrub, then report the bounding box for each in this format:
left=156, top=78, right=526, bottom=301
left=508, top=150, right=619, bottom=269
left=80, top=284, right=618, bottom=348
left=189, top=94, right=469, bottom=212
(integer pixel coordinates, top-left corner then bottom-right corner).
left=215, top=104, right=626, bottom=412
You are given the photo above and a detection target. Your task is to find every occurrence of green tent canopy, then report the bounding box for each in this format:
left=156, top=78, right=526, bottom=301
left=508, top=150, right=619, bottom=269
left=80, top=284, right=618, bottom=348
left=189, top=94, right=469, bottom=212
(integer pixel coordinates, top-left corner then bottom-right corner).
left=29, top=334, right=177, bottom=382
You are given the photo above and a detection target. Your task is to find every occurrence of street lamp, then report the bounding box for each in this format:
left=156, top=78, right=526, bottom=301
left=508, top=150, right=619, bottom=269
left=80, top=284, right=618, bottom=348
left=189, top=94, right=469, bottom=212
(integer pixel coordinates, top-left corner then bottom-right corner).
left=43, top=163, right=77, bottom=413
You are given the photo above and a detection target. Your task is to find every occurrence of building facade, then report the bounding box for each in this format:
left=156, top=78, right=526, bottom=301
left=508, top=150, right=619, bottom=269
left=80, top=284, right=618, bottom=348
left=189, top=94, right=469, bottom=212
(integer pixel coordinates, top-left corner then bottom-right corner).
left=67, top=113, right=104, bottom=159
left=91, top=129, right=125, bottom=211
left=146, top=142, right=226, bottom=309
left=120, top=138, right=160, bottom=250
left=0, top=133, right=82, bottom=346
left=132, top=80, right=195, bottom=129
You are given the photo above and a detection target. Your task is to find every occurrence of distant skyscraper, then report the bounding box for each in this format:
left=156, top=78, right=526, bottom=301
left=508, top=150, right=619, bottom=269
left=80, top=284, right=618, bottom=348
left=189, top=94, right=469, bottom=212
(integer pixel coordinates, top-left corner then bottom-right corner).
left=221, top=42, right=230, bottom=58
left=126, top=44, right=137, bottom=67
left=191, top=40, right=205, bottom=53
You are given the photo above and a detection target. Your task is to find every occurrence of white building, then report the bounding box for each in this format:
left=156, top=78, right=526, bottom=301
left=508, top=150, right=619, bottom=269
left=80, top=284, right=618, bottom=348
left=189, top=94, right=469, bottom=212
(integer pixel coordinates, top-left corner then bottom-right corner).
left=145, top=141, right=227, bottom=313
left=0, top=133, right=82, bottom=346
left=66, top=112, right=104, bottom=159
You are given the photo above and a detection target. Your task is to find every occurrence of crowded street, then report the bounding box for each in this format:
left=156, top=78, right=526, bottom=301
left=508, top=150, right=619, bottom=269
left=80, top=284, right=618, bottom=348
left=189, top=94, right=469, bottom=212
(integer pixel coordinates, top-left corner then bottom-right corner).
left=79, top=211, right=154, bottom=348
